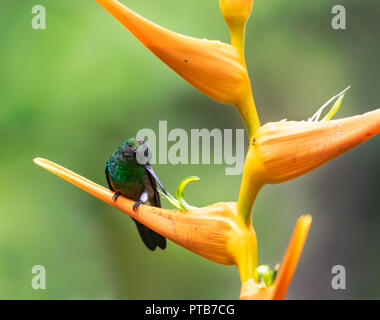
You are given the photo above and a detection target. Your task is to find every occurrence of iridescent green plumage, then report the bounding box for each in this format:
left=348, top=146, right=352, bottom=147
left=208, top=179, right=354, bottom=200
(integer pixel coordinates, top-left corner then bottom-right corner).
left=105, top=138, right=167, bottom=251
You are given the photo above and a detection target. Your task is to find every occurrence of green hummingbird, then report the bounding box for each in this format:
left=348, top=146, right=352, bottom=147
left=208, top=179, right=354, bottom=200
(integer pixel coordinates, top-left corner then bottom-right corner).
left=105, top=138, right=167, bottom=251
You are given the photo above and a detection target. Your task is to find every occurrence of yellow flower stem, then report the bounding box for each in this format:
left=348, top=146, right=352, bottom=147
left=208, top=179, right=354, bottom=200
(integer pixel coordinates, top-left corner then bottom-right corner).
left=234, top=80, right=262, bottom=226
left=232, top=226, right=258, bottom=282
left=237, top=144, right=264, bottom=226
left=225, top=2, right=261, bottom=226
left=230, top=26, right=246, bottom=63
left=235, top=89, right=261, bottom=141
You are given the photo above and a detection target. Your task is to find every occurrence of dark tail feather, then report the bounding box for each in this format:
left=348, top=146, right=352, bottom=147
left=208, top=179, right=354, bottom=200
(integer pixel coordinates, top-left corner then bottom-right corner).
left=133, top=219, right=166, bottom=251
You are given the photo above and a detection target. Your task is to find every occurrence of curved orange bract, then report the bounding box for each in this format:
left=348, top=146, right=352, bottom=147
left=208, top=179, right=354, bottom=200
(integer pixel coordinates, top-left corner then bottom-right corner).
left=33, top=158, right=247, bottom=266
left=95, top=0, right=248, bottom=106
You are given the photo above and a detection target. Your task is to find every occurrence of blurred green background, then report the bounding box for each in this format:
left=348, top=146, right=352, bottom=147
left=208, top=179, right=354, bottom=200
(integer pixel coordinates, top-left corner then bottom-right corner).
left=0, top=0, right=379, bottom=299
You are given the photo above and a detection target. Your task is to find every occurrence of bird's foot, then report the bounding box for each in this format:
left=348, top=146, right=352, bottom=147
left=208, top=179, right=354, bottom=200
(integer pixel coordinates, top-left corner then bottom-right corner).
left=133, top=201, right=143, bottom=212
left=112, top=192, right=121, bottom=202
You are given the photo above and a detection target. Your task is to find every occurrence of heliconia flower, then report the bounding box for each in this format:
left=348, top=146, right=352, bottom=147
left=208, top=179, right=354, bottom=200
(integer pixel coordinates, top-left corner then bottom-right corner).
left=95, top=0, right=250, bottom=106
left=33, top=157, right=311, bottom=299
left=219, top=0, right=253, bottom=55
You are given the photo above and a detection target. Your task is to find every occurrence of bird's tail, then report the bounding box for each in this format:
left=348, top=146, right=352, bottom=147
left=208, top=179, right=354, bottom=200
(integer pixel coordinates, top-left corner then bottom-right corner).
left=133, top=218, right=166, bottom=251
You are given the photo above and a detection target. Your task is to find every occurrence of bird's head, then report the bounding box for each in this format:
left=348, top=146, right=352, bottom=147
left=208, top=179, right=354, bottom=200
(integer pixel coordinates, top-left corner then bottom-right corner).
left=118, top=138, right=152, bottom=165
left=118, top=138, right=166, bottom=193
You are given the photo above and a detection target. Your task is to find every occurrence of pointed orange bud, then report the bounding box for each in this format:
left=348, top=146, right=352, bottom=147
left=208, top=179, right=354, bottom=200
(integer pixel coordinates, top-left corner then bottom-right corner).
left=240, top=215, right=312, bottom=300
left=96, top=0, right=250, bottom=106
left=254, top=108, right=380, bottom=184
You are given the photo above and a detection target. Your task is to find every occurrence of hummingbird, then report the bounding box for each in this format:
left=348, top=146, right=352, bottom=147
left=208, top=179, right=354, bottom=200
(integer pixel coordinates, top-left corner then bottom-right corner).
left=105, top=138, right=167, bottom=251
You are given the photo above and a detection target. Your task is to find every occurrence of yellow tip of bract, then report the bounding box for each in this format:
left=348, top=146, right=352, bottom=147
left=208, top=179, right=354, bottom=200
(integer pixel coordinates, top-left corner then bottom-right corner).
left=219, top=0, right=253, bottom=29
left=96, top=0, right=249, bottom=106
left=253, top=108, right=380, bottom=184
left=219, top=0, right=253, bottom=52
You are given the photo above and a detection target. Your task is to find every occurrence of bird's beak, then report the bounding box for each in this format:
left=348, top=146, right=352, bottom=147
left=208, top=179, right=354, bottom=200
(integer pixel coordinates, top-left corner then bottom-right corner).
left=144, top=164, right=167, bottom=194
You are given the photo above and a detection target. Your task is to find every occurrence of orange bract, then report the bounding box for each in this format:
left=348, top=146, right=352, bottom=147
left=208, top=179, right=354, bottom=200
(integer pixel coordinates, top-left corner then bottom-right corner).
left=256, top=108, right=380, bottom=184
left=237, top=108, right=380, bottom=224
left=33, top=158, right=247, bottom=266
left=96, top=0, right=249, bottom=106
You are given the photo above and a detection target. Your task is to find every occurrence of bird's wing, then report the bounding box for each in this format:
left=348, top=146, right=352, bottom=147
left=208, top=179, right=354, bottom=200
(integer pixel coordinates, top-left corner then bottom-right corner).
left=144, top=166, right=167, bottom=250
left=144, top=167, right=162, bottom=208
